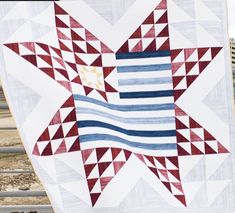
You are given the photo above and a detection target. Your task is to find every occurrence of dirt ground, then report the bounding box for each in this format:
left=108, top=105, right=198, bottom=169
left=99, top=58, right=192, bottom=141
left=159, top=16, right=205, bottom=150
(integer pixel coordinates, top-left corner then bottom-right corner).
left=0, top=86, right=50, bottom=205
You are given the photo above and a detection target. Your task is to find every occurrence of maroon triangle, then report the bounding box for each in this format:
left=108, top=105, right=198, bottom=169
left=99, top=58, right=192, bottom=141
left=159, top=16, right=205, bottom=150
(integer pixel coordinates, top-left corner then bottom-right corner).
left=162, top=181, right=172, bottom=192
left=176, top=131, right=189, bottom=143
left=32, top=144, right=40, bottom=155
left=157, top=26, right=169, bottom=37
left=96, top=147, right=109, bottom=161
left=87, top=178, right=99, bottom=191
left=84, top=86, right=93, bottom=95
left=130, top=27, right=142, bottom=38
left=177, top=144, right=190, bottom=156
left=145, top=39, right=156, bottom=52
left=62, top=96, right=75, bottom=108
left=191, top=143, right=204, bottom=155
left=101, top=42, right=113, bottom=53
left=21, top=42, right=35, bottom=53
left=52, top=125, right=64, bottom=140
left=111, top=148, right=122, bottom=160
left=166, top=157, right=179, bottom=168
left=85, top=29, right=97, bottom=41
left=38, top=55, right=53, bottom=66
left=174, top=89, right=185, bottom=101
left=98, top=162, right=112, bottom=176
left=144, top=155, right=155, bottom=166
left=156, top=11, right=168, bottom=23
left=186, top=75, right=197, bottom=87
left=149, top=167, right=159, bottom=177
left=37, top=43, right=50, bottom=54
left=203, top=129, right=215, bottom=141
left=4, top=43, right=20, bottom=54
left=68, top=137, right=81, bottom=152
left=171, top=49, right=183, bottom=62
left=41, top=142, right=53, bottom=156
left=158, top=38, right=170, bottom=50
left=50, top=47, right=62, bottom=57
left=84, top=164, right=97, bottom=177
left=72, top=75, right=82, bottom=84
left=49, top=111, right=61, bottom=125
left=55, top=68, right=69, bottom=80
left=97, top=90, right=108, bottom=101
left=143, top=12, right=154, bottom=24
left=184, top=48, right=196, bottom=61
left=55, top=139, right=67, bottom=154
left=70, top=16, right=82, bottom=28
left=198, top=48, right=209, bottom=60
left=156, top=0, right=167, bottom=9
left=154, top=157, right=166, bottom=168
left=113, top=161, right=126, bottom=174
left=74, top=54, right=87, bottom=65
left=168, top=170, right=180, bottom=181
left=131, top=40, right=142, bottom=52
left=90, top=193, right=101, bottom=206
left=199, top=61, right=210, bottom=73
left=103, top=67, right=115, bottom=78
left=185, top=62, right=197, bottom=74
left=189, top=117, right=201, bottom=128
left=105, top=82, right=117, bottom=92
left=175, top=118, right=188, bottom=129
left=65, top=61, right=78, bottom=72
left=63, top=109, right=76, bottom=123
left=211, top=47, right=222, bottom=59
left=40, top=68, right=55, bottom=79
left=86, top=43, right=100, bottom=54
left=173, top=76, right=185, bottom=88
left=22, top=55, right=37, bottom=66
left=91, top=55, right=102, bottom=66
left=100, top=177, right=113, bottom=191
left=59, top=41, right=71, bottom=51
left=123, top=150, right=132, bottom=160
left=144, top=26, right=155, bottom=38
left=55, top=16, right=69, bottom=28
left=205, top=143, right=217, bottom=154
left=217, top=142, right=229, bottom=153
left=172, top=63, right=184, bottom=75
left=175, top=195, right=187, bottom=206
left=38, top=128, right=50, bottom=141
left=117, top=41, right=129, bottom=53
left=71, top=29, right=84, bottom=41
left=72, top=42, right=86, bottom=53
left=54, top=3, right=67, bottom=15
left=65, top=124, right=78, bottom=137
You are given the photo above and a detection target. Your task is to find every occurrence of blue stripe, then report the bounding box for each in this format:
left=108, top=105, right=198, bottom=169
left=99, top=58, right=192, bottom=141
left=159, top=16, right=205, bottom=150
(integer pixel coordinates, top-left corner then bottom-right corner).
left=116, top=51, right=171, bottom=59
left=79, top=134, right=177, bottom=150
left=117, top=64, right=171, bottom=73
left=77, top=120, right=176, bottom=137
left=118, top=77, right=172, bottom=86
left=73, top=94, right=174, bottom=111
left=76, top=107, right=175, bottom=124
left=120, top=90, right=174, bottom=99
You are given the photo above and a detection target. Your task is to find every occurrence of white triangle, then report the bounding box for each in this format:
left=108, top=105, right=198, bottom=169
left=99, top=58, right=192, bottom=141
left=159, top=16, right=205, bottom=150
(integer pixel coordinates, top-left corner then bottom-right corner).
left=99, top=149, right=112, bottom=163
left=206, top=180, right=230, bottom=205
left=78, top=53, right=100, bottom=66
left=205, top=140, right=218, bottom=153
left=64, top=136, right=77, bottom=151
left=154, top=158, right=165, bottom=170
left=143, top=156, right=155, bottom=168
left=54, top=70, right=68, bottom=81
left=197, top=24, right=220, bottom=46
left=172, top=50, right=184, bottom=63
left=154, top=23, right=167, bottom=37
left=195, top=0, right=220, bottom=21
left=156, top=37, right=168, bottom=49
left=51, top=139, right=64, bottom=154
left=88, top=41, right=101, bottom=52
left=91, top=179, right=101, bottom=193
left=192, top=142, right=205, bottom=153
left=73, top=41, right=87, bottom=53
left=158, top=170, right=169, bottom=182
left=56, top=15, right=70, bottom=27
left=205, top=154, right=229, bottom=179
left=37, top=56, right=51, bottom=68
left=178, top=129, right=190, bottom=140
left=178, top=142, right=191, bottom=154
left=65, top=63, right=78, bottom=80
left=179, top=155, right=204, bottom=179
left=182, top=181, right=204, bottom=205
left=199, top=49, right=212, bottom=61
left=166, top=159, right=178, bottom=170
left=62, top=122, right=75, bottom=136
left=59, top=107, right=73, bottom=122
left=175, top=77, right=187, bottom=90
left=85, top=149, right=98, bottom=164
left=49, top=46, right=61, bottom=58
left=128, top=38, right=141, bottom=51
left=37, top=141, right=50, bottom=155
left=177, top=115, right=189, bottom=127
left=141, top=24, right=154, bottom=37
left=19, top=44, right=34, bottom=55
left=48, top=124, right=60, bottom=138
left=114, top=150, right=126, bottom=162
left=52, top=57, right=65, bottom=70
left=142, top=38, right=154, bottom=50
left=170, top=183, right=183, bottom=195
left=88, top=164, right=99, bottom=179
left=3, top=2, right=29, bottom=20
left=60, top=40, right=73, bottom=51
left=73, top=28, right=86, bottom=40
left=101, top=163, right=115, bottom=178
left=167, top=0, right=193, bottom=23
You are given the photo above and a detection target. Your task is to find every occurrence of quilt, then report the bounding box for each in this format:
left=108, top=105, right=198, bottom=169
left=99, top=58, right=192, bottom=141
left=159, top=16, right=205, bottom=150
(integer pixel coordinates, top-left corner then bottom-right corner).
left=0, top=0, right=235, bottom=212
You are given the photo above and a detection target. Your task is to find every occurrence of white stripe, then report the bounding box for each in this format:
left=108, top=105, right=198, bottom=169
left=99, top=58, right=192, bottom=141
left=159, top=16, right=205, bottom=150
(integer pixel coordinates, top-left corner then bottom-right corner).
left=118, top=83, right=173, bottom=92
left=116, top=56, right=171, bottom=66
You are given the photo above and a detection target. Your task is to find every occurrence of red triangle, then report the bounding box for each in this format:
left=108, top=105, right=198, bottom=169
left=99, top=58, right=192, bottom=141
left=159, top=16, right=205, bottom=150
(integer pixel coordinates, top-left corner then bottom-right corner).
left=156, top=26, right=169, bottom=37
left=38, top=128, right=50, bottom=141
left=185, top=62, right=197, bottom=74
left=96, top=147, right=110, bottom=161
left=149, top=167, right=159, bottom=177
left=98, top=162, right=112, bottom=176
left=143, top=12, right=154, bottom=24
left=87, top=178, right=99, bottom=192
left=166, top=157, right=179, bottom=168
left=55, top=16, right=69, bottom=28
left=174, top=89, right=185, bottom=101
left=131, top=40, right=142, bottom=52
left=171, top=182, right=184, bottom=193
left=57, top=29, right=70, bottom=40
left=143, top=25, right=155, bottom=38
left=175, top=105, right=187, bottom=116
left=105, top=82, right=117, bottom=92
left=171, top=49, right=183, bottom=62
left=175, top=195, right=187, bottom=206
left=85, top=29, right=97, bottom=41
left=184, top=48, right=196, bottom=61
left=55, top=140, right=67, bottom=154
left=84, top=86, right=93, bottom=95
left=199, top=61, right=210, bottom=73
left=176, top=131, right=189, bottom=143
left=211, top=47, right=222, bottom=59
left=90, top=193, right=101, bottom=206
left=32, top=144, right=40, bottom=156
left=50, top=47, right=62, bottom=57
left=57, top=81, right=72, bottom=92
left=191, top=143, right=204, bottom=155
left=70, top=16, right=82, bottom=28
left=49, top=111, right=61, bottom=125
left=186, top=75, right=197, bottom=87
left=97, top=90, right=108, bottom=102
left=162, top=181, right=172, bottom=192
left=100, top=177, right=113, bottom=191
left=190, top=130, right=202, bottom=142
left=72, top=42, right=86, bottom=53
left=156, top=11, right=168, bottom=23
left=87, top=43, right=100, bottom=54
left=173, top=76, right=185, bottom=88
left=144, top=39, right=156, bottom=52
left=117, top=41, right=129, bottom=53
left=21, top=42, right=35, bottom=53
left=204, top=129, right=215, bottom=140
left=74, top=54, right=87, bottom=65
left=113, top=161, right=126, bottom=174
left=205, top=142, right=217, bottom=154
left=144, top=155, right=155, bottom=166
left=59, top=41, right=71, bottom=51
left=154, top=157, right=166, bottom=168
left=62, top=96, right=75, bottom=108
left=37, top=43, right=50, bottom=54
left=84, top=164, right=97, bottom=177
left=158, top=38, right=170, bottom=50
left=189, top=117, right=201, bottom=128
left=156, top=0, right=167, bottom=9
left=65, top=124, right=78, bottom=137
left=66, top=61, right=78, bottom=72
left=168, top=170, right=180, bottom=181
left=217, top=142, right=229, bottom=153
left=111, top=148, right=122, bottom=160
left=175, top=118, right=188, bottom=129
left=4, top=43, right=20, bottom=54
left=103, top=67, right=115, bottom=78
left=198, top=48, right=209, bottom=60
left=130, top=27, right=142, bottom=39
left=63, top=109, right=76, bottom=123
left=72, top=75, right=82, bottom=84
left=41, top=142, right=53, bottom=156
left=172, top=62, right=184, bottom=75
left=40, top=68, right=55, bottom=79
left=82, top=149, right=94, bottom=163
left=177, top=144, right=190, bottom=156
left=38, top=55, right=53, bottom=66
left=91, top=55, right=102, bottom=66
left=54, top=3, right=67, bottom=15
left=124, top=150, right=132, bottom=160
left=52, top=125, right=64, bottom=140
left=22, top=55, right=37, bottom=66
left=101, top=42, right=113, bottom=53
left=71, top=29, right=84, bottom=41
